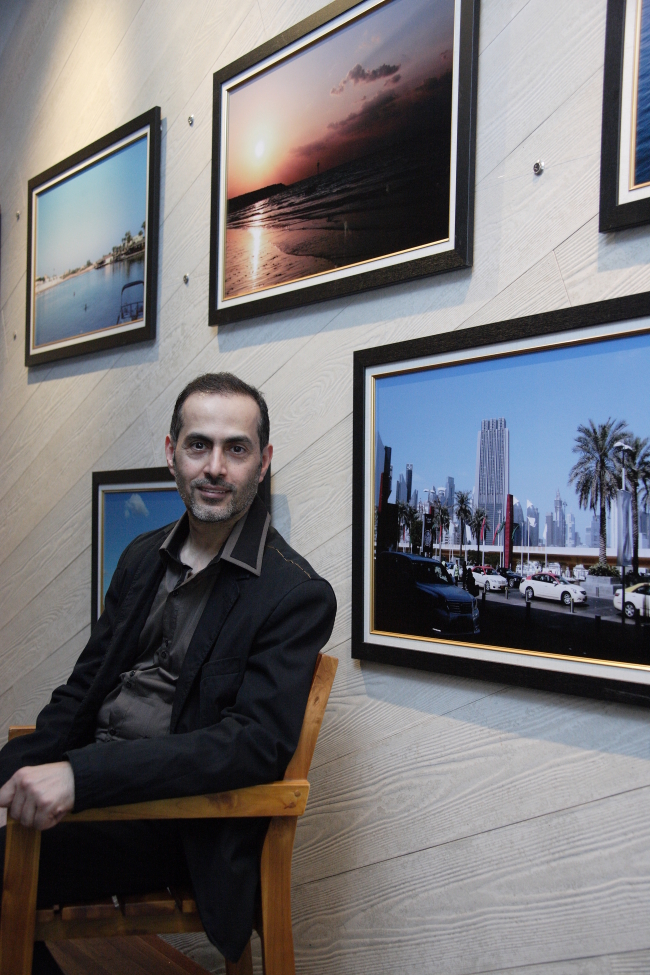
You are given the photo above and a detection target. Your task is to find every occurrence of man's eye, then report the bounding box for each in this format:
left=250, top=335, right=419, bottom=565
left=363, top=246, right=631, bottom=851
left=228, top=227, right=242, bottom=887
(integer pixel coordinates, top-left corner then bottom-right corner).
left=231, top=445, right=245, bottom=454
left=191, top=441, right=206, bottom=450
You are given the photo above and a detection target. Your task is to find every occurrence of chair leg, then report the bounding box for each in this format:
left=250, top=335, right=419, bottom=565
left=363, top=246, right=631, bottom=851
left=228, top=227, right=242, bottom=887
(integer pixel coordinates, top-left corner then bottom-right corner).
left=259, top=818, right=297, bottom=975
left=224, top=939, right=253, bottom=975
left=0, top=819, right=41, bottom=975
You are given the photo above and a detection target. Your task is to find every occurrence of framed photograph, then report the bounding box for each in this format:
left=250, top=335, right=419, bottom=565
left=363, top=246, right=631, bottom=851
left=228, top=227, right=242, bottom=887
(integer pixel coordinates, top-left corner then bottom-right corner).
left=353, top=310, right=650, bottom=706
left=26, top=107, right=161, bottom=366
left=600, top=0, right=650, bottom=231
left=209, top=0, right=480, bottom=325
left=92, top=466, right=272, bottom=627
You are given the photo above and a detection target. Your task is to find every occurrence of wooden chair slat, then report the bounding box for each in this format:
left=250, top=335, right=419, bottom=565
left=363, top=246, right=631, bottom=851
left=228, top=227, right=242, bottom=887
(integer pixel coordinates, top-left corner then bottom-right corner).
left=119, top=891, right=177, bottom=916
left=61, top=899, right=119, bottom=921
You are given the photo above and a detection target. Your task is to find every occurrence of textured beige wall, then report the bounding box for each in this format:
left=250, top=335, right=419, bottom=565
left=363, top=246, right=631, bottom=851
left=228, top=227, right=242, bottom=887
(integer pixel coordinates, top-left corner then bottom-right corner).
left=1, top=1, right=650, bottom=972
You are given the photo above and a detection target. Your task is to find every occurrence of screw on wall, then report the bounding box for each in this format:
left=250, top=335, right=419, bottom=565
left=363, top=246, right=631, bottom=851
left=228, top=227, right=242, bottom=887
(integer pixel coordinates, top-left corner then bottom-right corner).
left=183, top=273, right=190, bottom=284
left=533, top=160, right=545, bottom=175
left=15, top=211, right=20, bottom=219
left=188, top=115, right=194, bottom=127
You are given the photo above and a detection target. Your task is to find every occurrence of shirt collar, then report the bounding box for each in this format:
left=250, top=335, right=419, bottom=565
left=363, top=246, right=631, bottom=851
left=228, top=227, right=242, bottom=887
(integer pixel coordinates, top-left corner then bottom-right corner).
left=159, top=494, right=271, bottom=577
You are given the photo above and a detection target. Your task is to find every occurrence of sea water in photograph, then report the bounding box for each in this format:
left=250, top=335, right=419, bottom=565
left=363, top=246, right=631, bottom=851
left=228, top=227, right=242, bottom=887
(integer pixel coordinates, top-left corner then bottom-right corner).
left=224, top=0, right=454, bottom=299
left=102, top=487, right=185, bottom=609
left=33, top=135, right=148, bottom=348
left=373, top=331, right=650, bottom=664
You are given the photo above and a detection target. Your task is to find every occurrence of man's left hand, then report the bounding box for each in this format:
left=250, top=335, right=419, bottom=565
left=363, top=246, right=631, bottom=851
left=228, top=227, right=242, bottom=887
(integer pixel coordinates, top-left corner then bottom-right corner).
left=0, top=762, right=75, bottom=830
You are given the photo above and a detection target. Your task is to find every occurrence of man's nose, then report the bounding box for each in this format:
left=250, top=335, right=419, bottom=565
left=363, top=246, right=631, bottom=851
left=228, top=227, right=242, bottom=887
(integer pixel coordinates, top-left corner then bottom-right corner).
left=205, top=447, right=228, bottom=478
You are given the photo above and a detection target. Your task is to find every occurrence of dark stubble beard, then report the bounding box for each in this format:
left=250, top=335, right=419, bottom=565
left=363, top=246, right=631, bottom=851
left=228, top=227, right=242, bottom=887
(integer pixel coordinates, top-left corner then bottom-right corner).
left=175, top=460, right=262, bottom=524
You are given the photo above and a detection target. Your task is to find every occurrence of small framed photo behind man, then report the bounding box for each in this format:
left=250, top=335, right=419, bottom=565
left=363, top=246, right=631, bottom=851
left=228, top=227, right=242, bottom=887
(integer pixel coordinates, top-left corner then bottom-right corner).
left=25, top=108, right=161, bottom=366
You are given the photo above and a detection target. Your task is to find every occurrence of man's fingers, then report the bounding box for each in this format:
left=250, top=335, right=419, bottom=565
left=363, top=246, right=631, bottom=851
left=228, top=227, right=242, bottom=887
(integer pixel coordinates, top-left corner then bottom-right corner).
left=15, top=794, right=36, bottom=829
left=0, top=778, right=17, bottom=808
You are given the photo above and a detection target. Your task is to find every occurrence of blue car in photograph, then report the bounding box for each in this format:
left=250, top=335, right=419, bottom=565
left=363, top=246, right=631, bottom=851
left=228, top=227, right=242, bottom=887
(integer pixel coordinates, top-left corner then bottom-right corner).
left=374, top=551, right=480, bottom=638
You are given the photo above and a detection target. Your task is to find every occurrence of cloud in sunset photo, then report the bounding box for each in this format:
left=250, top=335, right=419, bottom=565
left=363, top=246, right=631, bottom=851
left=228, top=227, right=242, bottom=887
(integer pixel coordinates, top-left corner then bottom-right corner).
left=222, top=0, right=456, bottom=300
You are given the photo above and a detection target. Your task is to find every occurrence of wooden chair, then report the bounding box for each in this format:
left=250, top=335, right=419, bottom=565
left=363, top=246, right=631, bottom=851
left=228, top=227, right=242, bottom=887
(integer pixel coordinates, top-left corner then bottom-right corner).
left=0, top=653, right=338, bottom=975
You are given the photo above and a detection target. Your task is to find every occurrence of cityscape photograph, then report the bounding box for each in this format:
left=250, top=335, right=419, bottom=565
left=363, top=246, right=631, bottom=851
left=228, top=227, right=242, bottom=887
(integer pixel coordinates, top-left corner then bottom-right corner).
left=372, top=330, right=650, bottom=663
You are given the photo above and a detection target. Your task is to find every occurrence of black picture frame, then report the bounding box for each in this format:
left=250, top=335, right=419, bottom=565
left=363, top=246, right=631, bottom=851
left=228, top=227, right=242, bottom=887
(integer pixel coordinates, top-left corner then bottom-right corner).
left=600, top=0, right=650, bottom=231
left=91, top=466, right=272, bottom=627
left=209, top=0, right=480, bottom=326
left=25, top=107, right=161, bottom=366
left=352, top=296, right=650, bottom=707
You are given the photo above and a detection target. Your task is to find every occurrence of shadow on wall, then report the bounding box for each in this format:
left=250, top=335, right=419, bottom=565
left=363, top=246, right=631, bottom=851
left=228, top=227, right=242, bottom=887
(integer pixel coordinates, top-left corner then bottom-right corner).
left=359, top=658, right=650, bottom=764
left=270, top=493, right=290, bottom=543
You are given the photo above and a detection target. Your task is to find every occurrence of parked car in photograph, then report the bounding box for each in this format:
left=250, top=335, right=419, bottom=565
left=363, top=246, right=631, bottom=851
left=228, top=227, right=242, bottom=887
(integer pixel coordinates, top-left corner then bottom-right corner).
left=520, top=573, right=587, bottom=605
left=501, top=569, right=523, bottom=589
left=613, top=582, right=650, bottom=618
left=375, top=552, right=480, bottom=637
left=471, top=566, right=508, bottom=592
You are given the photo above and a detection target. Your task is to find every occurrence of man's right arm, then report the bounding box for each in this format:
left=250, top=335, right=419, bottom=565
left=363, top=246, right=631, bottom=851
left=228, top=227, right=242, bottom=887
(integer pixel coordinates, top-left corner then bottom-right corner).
left=0, top=549, right=129, bottom=788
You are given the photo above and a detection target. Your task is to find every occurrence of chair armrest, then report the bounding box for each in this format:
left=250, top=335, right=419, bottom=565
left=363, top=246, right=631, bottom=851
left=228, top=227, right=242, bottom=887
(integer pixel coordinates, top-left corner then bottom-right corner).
left=62, top=780, right=310, bottom=822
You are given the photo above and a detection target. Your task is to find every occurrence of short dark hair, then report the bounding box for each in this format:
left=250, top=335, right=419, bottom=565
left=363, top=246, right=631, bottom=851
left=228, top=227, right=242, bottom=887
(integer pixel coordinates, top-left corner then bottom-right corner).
left=169, top=373, right=270, bottom=450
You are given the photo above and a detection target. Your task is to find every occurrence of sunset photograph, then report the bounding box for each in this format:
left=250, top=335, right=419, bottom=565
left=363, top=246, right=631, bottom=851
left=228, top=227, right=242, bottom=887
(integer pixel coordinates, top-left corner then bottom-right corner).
left=222, top=0, right=456, bottom=300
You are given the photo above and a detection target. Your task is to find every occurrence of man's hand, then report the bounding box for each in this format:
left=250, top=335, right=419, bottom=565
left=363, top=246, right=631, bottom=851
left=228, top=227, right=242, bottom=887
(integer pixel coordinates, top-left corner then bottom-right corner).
left=0, top=762, right=75, bottom=830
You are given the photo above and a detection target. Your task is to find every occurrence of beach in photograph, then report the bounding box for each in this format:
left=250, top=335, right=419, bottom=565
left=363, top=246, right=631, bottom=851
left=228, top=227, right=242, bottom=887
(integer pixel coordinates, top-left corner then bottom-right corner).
left=224, top=0, right=454, bottom=299
left=33, top=134, right=148, bottom=348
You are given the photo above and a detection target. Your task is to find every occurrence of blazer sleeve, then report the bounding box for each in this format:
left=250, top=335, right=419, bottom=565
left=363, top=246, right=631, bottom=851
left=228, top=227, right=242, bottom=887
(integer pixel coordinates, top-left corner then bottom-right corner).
left=0, top=548, right=130, bottom=788
left=66, top=577, right=337, bottom=811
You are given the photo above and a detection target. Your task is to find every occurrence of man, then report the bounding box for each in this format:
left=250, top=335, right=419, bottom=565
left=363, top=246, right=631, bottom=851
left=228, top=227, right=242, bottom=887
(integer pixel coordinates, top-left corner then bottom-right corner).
left=0, top=373, right=337, bottom=970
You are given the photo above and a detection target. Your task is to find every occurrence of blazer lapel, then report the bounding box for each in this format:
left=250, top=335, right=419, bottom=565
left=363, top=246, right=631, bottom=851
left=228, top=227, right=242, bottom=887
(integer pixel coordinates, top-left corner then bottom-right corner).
left=170, top=570, right=241, bottom=732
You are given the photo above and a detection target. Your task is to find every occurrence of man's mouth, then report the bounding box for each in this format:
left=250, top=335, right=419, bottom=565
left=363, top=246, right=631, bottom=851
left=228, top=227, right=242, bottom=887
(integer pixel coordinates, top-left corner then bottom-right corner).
left=194, top=482, right=232, bottom=500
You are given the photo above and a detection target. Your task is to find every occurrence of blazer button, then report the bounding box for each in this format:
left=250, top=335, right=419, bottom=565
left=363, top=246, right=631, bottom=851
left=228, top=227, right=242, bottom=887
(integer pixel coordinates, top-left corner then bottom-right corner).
left=125, top=680, right=132, bottom=688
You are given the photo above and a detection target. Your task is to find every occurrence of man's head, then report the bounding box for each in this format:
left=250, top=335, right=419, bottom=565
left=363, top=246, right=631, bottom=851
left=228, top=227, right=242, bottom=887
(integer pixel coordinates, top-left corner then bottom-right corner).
left=165, top=373, right=272, bottom=526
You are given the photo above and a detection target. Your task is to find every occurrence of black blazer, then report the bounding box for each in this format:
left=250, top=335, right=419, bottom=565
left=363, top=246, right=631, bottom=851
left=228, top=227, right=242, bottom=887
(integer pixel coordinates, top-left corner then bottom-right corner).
left=0, top=496, right=337, bottom=960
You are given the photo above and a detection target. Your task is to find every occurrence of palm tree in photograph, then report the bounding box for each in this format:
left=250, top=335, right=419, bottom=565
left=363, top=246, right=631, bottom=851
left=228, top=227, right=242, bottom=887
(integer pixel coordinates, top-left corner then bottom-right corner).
left=397, top=501, right=421, bottom=553
left=568, top=418, right=629, bottom=566
left=615, top=435, right=650, bottom=577
left=432, top=499, right=450, bottom=559
left=454, top=490, right=472, bottom=562
left=470, top=507, right=489, bottom=561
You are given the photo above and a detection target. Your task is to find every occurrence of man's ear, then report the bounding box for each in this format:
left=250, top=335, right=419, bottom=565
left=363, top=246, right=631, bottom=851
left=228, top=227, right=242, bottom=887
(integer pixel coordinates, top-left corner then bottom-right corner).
left=164, top=434, right=176, bottom=477
left=259, top=443, right=273, bottom=482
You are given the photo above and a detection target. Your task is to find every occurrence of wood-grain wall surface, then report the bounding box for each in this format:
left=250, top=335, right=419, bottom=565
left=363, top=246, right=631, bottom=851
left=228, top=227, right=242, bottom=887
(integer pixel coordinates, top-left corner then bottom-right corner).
left=1, top=0, right=649, bottom=972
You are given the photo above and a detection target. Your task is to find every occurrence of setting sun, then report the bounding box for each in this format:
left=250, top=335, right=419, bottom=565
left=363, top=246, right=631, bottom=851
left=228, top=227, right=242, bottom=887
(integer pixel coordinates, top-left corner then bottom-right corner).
left=254, top=139, right=265, bottom=158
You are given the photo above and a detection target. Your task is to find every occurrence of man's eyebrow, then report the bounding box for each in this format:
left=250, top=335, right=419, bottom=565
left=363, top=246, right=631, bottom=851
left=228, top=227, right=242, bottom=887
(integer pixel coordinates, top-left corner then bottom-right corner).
left=182, top=432, right=254, bottom=447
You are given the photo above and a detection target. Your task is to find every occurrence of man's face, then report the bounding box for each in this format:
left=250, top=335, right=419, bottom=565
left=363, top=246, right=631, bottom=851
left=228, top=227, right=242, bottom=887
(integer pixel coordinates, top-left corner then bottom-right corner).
left=165, top=392, right=272, bottom=525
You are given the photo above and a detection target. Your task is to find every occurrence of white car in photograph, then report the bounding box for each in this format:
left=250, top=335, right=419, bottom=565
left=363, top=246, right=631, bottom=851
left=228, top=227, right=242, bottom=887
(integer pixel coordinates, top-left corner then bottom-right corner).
left=471, top=566, right=508, bottom=592
left=520, top=573, right=587, bottom=606
left=613, top=582, right=650, bottom=618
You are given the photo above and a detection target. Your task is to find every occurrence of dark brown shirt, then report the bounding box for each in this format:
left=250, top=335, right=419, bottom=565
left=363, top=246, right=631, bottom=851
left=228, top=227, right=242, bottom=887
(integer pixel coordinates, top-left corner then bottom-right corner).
left=95, top=512, right=236, bottom=742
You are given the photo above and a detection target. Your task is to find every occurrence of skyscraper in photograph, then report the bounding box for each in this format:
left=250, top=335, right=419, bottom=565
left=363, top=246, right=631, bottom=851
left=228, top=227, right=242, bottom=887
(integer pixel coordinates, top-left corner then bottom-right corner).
left=474, top=418, right=509, bottom=535
left=396, top=473, right=407, bottom=503
left=526, top=503, right=539, bottom=546
left=553, top=489, right=566, bottom=547
left=445, top=476, right=455, bottom=511
left=545, top=513, right=553, bottom=547
left=406, top=464, right=413, bottom=504
left=411, top=488, right=419, bottom=510
left=567, top=513, right=576, bottom=547
left=375, top=431, right=386, bottom=506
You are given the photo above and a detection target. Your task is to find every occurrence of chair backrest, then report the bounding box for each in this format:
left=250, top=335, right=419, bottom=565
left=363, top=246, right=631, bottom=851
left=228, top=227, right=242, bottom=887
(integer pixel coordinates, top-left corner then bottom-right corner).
left=284, top=653, right=337, bottom=780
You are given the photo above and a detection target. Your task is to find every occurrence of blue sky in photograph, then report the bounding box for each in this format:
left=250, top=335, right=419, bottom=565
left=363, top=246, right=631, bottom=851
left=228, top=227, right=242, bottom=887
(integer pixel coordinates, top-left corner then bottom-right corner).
left=375, top=332, right=650, bottom=536
left=36, top=135, right=147, bottom=278
left=102, top=487, right=186, bottom=603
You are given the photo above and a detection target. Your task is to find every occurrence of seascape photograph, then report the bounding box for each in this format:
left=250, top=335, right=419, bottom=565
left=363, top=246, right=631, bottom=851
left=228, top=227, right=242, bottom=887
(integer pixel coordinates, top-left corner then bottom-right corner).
left=32, top=133, right=149, bottom=350
left=371, top=330, right=650, bottom=666
left=223, top=0, right=456, bottom=300
left=101, top=485, right=185, bottom=612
